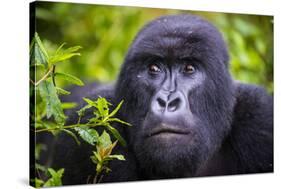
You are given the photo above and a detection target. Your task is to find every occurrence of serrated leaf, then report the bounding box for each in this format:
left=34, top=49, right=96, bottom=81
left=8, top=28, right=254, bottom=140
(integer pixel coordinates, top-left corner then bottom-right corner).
left=30, top=33, right=49, bottom=68
left=96, top=97, right=110, bottom=117
left=56, top=87, right=71, bottom=95
left=75, top=127, right=99, bottom=146
left=98, top=130, right=112, bottom=149
left=55, top=72, right=84, bottom=86
left=106, top=125, right=126, bottom=147
left=38, top=79, right=66, bottom=125
left=34, top=32, right=49, bottom=60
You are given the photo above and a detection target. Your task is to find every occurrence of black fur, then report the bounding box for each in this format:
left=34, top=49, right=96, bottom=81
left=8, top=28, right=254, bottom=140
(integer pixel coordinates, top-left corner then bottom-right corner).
left=37, top=15, right=273, bottom=185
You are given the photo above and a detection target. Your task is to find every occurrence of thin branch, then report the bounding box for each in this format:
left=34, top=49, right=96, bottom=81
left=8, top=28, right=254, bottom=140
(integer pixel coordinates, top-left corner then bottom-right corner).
left=98, top=174, right=104, bottom=183
left=34, top=66, right=54, bottom=86
left=30, top=78, right=35, bottom=85
left=35, top=122, right=105, bottom=133
left=52, top=65, right=56, bottom=86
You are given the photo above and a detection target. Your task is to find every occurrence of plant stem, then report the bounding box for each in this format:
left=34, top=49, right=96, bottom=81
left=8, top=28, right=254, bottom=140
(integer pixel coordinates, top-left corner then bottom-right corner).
left=30, top=78, right=35, bottom=85
left=35, top=122, right=104, bottom=133
left=98, top=174, right=104, bottom=183
left=93, top=171, right=102, bottom=183
left=93, top=173, right=98, bottom=184
left=34, top=66, right=54, bottom=86
left=51, top=65, right=56, bottom=86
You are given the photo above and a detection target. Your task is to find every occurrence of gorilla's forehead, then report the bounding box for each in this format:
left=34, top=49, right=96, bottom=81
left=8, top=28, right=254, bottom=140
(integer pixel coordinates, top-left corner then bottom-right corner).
left=131, top=15, right=223, bottom=60
left=127, top=15, right=228, bottom=65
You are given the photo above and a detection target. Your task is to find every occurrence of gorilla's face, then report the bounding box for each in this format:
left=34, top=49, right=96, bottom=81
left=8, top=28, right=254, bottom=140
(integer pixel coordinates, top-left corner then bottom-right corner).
left=135, top=56, right=209, bottom=177
left=116, top=15, right=236, bottom=178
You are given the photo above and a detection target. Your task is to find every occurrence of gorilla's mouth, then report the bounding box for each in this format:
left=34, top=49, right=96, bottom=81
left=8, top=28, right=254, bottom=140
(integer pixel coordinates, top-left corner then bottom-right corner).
left=147, top=124, right=190, bottom=138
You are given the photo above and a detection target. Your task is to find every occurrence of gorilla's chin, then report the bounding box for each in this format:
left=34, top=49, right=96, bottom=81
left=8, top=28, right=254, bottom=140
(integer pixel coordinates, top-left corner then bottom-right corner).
left=134, top=136, right=208, bottom=178
left=133, top=121, right=210, bottom=178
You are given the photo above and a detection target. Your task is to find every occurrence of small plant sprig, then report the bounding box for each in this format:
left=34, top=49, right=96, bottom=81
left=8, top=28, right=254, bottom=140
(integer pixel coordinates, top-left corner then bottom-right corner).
left=31, top=33, right=131, bottom=186
left=91, top=131, right=125, bottom=183
left=32, top=168, right=65, bottom=188
left=30, top=32, right=83, bottom=126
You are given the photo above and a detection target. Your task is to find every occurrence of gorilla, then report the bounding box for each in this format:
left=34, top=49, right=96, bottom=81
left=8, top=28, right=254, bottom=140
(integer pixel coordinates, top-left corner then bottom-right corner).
left=38, top=14, right=273, bottom=185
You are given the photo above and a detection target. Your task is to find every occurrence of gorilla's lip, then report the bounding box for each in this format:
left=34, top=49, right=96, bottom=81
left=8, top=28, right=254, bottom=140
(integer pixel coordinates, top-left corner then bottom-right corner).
left=147, top=124, right=190, bottom=137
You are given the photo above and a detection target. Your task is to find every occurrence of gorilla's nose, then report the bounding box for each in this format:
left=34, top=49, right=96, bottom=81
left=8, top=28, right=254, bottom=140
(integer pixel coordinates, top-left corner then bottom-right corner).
left=152, top=91, right=185, bottom=115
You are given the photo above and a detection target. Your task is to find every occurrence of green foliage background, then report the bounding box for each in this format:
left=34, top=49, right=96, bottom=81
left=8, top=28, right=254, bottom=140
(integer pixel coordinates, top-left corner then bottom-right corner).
left=35, top=2, right=273, bottom=93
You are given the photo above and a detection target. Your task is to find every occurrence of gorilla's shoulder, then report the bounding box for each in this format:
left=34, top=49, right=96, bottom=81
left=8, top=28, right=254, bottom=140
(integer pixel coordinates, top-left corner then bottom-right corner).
left=229, top=82, right=273, bottom=173
left=233, top=82, right=273, bottom=123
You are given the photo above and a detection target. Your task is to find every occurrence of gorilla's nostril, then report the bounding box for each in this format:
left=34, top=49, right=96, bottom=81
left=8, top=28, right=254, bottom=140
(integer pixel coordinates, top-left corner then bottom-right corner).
left=157, top=98, right=166, bottom=108
left=167, top=98, right=181, bottom=112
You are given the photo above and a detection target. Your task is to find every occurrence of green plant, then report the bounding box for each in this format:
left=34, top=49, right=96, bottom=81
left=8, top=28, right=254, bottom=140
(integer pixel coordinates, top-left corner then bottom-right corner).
left=30, top=32, right=131, bottom=187
left=32, top=168, right=64, bottom=188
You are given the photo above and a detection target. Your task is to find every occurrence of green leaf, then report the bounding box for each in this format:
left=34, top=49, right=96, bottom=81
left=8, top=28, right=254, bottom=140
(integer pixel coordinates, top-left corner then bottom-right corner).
left=75, top=127, right=99, bottom=146
left=83, top=97, right=96, bottom=106
left=108, top=118, right=132, bottom=127
left=76, top=98, right=97, bottom=118
left=107, top=100, right=123, bottom=118
left=30, top=63, right=44, bottom=68
left=91, top=154, right=98, bottom=164
left=88, top=116, right=99, bottom=123
left=49, top=45, right=82, bottom=64
left=55, top=72, right=84, bottom=86
left=34, top=178, right=44, bottom=188
left=98, top=130, right=112, bottom=149
left=38, top=79, right=66, bottom=125
left=34, top=33, right=49, bottom=60
left=61, top=102, right=77, bottom=109
left=62, top=129, right=80, bottom=145
left=37, top=121, right=61, bottom=136
left=106, top=126, right=126, bottom=147
left=56, top=86, right=71, bottom=95
left=95, top=97, right=110, bottom=117
left=30, top=32, right=49, bottom=68
left=44, top=168, right=64, bottom=187
left=96, top=162, right=103, bottom=173
left=55, top=42, right=66, bottom=54
left=77, top=104, right=92, bottom=117
left=105, top=154, right=125, bottom=161
left=94, top=151, right=102, bottom=162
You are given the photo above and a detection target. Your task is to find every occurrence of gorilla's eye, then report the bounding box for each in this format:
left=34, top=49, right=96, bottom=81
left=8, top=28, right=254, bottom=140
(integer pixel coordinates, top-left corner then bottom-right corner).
left=148, top=64, right=161, bottom=73
left=184, top=64, right=196, bottom=74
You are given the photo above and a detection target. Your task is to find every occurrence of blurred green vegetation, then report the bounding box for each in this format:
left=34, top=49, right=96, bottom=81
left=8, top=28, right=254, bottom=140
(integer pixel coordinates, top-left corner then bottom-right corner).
left=35, top=2, right=273, bottom=93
